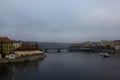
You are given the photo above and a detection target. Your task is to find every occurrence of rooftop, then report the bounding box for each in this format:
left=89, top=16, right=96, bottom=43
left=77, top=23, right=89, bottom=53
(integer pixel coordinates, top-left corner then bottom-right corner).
left=0, top=37, right=16, bottom=43
left=114, top=40, right=120, bottom=42
left=14, top=45, right=39, bottom=51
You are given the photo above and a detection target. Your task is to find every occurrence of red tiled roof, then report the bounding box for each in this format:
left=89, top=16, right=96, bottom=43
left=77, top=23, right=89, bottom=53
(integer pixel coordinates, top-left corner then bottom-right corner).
left=114, top=40, right=120, bottom=45
left=14, top=45, right=39, bottom=51
left=0, top=37, right=16, bottom=43
left=114, top=42, right=120, bottom=45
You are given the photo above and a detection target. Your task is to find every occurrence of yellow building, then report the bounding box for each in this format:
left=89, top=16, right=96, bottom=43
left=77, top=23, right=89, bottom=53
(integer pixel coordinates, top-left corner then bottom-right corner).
left=0, top=37, right=17, bottom=58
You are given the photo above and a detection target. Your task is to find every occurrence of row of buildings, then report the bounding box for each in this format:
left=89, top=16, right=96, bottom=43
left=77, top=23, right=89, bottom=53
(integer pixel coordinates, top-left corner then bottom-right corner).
left=0, top=37, right=43, bottom=59
left=70, top=40, right=120, bottom=51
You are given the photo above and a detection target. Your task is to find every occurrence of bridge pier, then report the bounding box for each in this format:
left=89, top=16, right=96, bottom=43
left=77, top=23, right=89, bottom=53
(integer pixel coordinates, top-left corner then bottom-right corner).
left=68, top=49, right=72, bottom=52
left=43, top=48, right=69, bottom=53
left=57, top=49, right=61, bottom=53
left=44, top=49, right=48, bottom=53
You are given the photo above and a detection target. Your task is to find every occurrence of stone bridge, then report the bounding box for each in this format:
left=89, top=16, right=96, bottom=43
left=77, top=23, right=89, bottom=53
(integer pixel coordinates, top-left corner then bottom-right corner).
left=42, top=48, right=71, bottom=53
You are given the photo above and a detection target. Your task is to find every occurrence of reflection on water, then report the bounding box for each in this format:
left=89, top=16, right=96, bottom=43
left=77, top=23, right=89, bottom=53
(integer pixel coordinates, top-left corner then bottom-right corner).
left=0, top=60, right=44, bottom=80
left=0, top=64, right=11, bottom=76
left=1, top=52, right=120, bottom=80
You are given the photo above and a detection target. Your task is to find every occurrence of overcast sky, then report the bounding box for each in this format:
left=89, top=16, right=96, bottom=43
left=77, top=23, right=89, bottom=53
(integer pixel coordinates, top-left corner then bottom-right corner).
left=0, top=0, right=120, bottom=43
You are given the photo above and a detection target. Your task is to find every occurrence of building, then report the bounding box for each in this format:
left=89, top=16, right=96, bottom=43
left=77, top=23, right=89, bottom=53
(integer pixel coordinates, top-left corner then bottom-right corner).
left=99, top=40, right=113, bottom=47
left=13, top=41, right=22, bottom=49
left=0, top=37, right=16, bottom=58
left=0, top=37, right=22, bottom=58
left=0, top=54, right=1, bottom=59
left=114, top=40, right=120, bottom=50
left=80, top=42, right=92, bottom=48
left=14, top=45, right=43, bottom=57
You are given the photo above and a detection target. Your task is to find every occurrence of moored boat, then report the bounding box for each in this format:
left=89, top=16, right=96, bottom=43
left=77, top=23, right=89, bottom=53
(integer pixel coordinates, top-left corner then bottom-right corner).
left=99, top=52, right=110, bottom=57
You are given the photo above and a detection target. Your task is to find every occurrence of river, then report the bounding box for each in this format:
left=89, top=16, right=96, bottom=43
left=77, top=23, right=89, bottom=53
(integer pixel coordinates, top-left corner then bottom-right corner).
left=1, top=52, right=120, bottom=80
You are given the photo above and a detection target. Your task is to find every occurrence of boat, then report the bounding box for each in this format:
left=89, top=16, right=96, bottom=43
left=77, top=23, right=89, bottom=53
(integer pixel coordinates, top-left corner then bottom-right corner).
left=99, top=52, right=110, bottom=57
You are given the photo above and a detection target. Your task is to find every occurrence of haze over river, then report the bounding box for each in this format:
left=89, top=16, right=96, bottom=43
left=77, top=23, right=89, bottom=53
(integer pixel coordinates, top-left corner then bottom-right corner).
left=1, top=52, right=120, bottom=80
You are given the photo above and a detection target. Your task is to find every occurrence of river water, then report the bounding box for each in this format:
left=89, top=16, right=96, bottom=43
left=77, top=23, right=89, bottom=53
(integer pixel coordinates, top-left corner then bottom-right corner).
left=1, top=52, right=120, bottom=80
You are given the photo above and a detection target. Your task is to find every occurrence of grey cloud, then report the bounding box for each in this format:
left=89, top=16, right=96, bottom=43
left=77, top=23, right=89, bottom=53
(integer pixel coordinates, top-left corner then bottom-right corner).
left=0, top=0, right=120, bottom=42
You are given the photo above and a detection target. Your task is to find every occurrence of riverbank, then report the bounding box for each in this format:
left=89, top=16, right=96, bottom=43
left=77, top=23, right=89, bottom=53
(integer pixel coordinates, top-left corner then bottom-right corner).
left=70, top=49, right=120, bottom=54
left=0, top=53, right=46, bottom=64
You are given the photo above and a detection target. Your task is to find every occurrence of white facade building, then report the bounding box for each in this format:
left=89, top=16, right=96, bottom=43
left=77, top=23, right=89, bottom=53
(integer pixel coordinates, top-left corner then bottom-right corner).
left=0, top=54, right=1, bottom=59
left=14, top=45, right=43, bottom=57
left=114, top=45, right=120, bottom=50
left=114, top=40, right=120, bottom=50
left=13, top=42, right=22, bottom=49
left=15, top=50, right=43, bottom=57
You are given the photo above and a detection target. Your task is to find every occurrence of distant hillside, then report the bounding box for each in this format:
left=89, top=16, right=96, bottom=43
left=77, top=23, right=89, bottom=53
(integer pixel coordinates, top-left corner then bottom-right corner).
left=22, top=41, right=71, bottom=49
